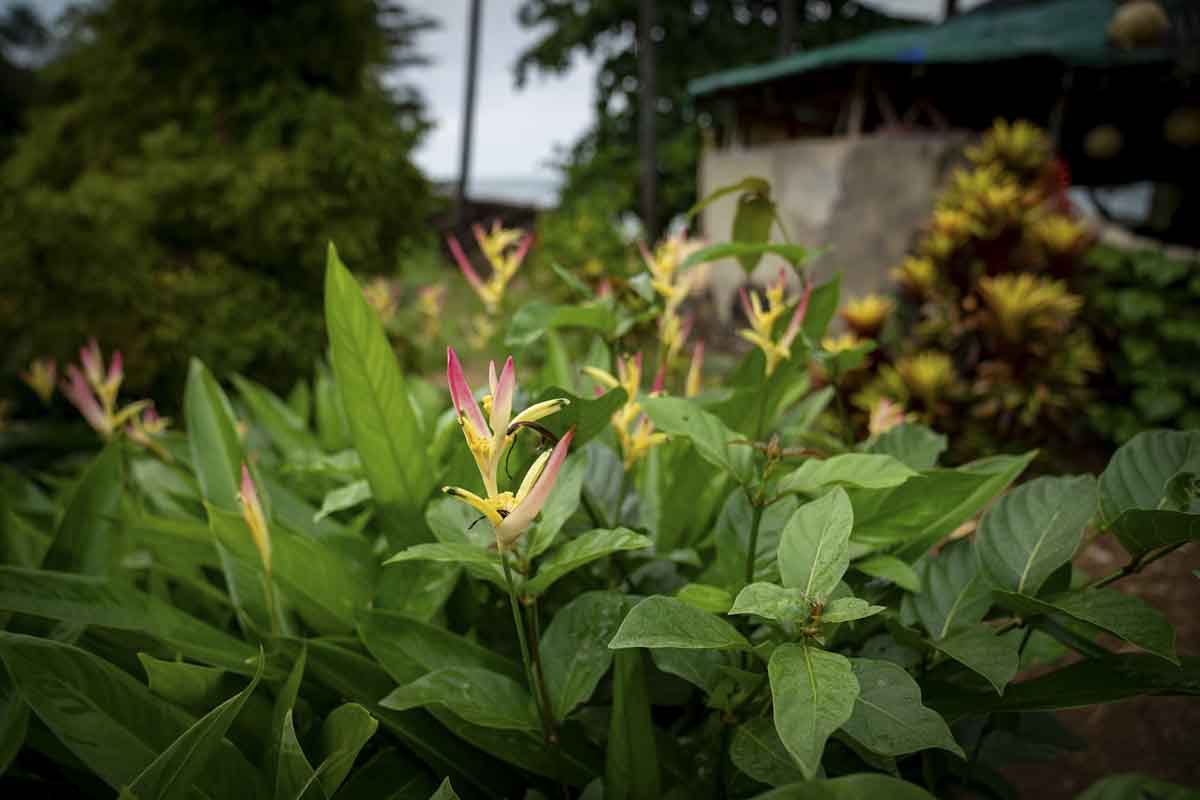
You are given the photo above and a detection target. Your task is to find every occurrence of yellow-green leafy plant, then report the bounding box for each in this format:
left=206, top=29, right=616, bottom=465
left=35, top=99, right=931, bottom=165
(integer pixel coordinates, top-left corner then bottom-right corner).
left=854, top=119, right=1100, bottom=461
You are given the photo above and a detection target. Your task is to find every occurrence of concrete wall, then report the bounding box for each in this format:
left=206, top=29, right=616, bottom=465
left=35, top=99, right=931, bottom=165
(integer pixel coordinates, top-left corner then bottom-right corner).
left=699, top=132, right=968, bottom=320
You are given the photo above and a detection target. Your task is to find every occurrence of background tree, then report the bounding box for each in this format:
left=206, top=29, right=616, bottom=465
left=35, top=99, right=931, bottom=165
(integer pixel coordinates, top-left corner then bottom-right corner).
left=514, top=0, right=905, bottom=235
left=0, top=0, right=438, bottom=409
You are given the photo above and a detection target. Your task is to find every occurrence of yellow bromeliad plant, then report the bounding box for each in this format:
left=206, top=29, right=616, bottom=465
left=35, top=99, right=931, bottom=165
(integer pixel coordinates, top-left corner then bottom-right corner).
left=856, top=119, right=1100, bottom=458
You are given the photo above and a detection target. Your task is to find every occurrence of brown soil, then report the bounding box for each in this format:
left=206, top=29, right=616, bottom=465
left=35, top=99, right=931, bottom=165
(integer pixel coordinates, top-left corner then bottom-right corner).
left=998, top=539, right=1200, bottom=798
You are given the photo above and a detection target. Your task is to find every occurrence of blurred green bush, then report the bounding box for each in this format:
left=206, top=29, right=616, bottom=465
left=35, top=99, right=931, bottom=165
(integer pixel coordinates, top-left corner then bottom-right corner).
left=1081, top=244, right=1200, bottom=441
left=0, top=0, right=439, bottom=411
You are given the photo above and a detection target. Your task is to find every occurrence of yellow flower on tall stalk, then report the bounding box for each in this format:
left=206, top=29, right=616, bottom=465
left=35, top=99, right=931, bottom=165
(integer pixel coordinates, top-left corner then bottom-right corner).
left=738, top=269, right=811, bottom=377
left=447, top=221, right=533, bottom=314
left=583, top=353, right=667, bottom=470
left=840, top=294, right=894, bottom=337
left=443, top=348, right=573, bottom=550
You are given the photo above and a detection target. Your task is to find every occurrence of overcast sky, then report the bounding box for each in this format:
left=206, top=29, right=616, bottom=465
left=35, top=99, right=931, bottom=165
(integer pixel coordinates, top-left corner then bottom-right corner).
left=24, top=0, right=984, bottom=181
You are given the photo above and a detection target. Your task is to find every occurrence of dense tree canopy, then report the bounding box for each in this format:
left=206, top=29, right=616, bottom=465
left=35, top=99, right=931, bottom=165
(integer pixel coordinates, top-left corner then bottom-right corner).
left=1, top=0, right=438, bottom=407
left=515, top=0, right=906, bottom=232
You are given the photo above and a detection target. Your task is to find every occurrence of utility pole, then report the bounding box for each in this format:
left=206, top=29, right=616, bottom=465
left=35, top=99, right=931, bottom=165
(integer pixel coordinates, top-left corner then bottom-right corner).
left=943, top=0, right=959, bottom=21
left=778, top=0, right=797, bottom=56
left=455, top=0, right=482, bottom=226
left=638, top=0, right=658, bottom=238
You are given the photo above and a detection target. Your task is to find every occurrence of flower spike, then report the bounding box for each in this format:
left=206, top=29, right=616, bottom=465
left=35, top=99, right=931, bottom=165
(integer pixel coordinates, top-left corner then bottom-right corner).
left=495, top=428, right=574, bottom=549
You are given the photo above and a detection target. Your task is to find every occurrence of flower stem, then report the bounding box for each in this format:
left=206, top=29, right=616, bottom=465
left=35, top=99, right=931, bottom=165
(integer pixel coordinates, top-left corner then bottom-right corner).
left=743, top=496, right=765, bottom=588
left=1088, top=542, right=1185, bottom=589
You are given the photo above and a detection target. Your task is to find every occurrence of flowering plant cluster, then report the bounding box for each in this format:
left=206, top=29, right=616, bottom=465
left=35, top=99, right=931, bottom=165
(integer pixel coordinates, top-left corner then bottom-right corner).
left=0, top=197, right=1196, bottom=800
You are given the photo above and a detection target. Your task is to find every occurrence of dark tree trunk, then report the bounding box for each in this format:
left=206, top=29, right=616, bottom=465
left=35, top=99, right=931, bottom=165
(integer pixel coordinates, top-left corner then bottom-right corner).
left=638, top=0, right=658, bottom=238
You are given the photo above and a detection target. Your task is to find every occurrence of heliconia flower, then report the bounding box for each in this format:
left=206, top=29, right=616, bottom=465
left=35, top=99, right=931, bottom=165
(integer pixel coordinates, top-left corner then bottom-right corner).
left=20, top=358, right=56, bottom=404
left=363, top=277, right=399, bottom=324
left=239, top=464, right=272, bottom=573
left=686, top=342, right=705, bottom=398
left=447, top=235, right=487, bottom=298
left=595, top=278, right=613, bottom=299
left=98, top=349, right=124, bottom=409
left=868, top=398, right=910, bottom=438
left=444, top=427, right=574, bottom=551
left=80, top=338, right=104, bottom=388
left=582, top=353, right=666, bottom=469
left=447, top=347, right=568, bottom=498
left=650, top=362, right=666, bottom=396
left=738, top=270, right=811, bottom=376
left=126, top=404, right=172, bottom=459
left=61, top=365, right=111, bottom=437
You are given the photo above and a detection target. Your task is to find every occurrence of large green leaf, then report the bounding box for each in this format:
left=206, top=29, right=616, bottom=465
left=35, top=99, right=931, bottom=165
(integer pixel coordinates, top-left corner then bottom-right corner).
left=358, top=608, right=522, bottom=684
left=847, top=453, right=1035, bottom=558
left=524, top=528, right=651, bottom=596
left=839, top=659, right=963, bottom=759
left=864, top=424, right=946, bottom=470
left=679, top=241, right=809, bottom=274
left=929, top=625, right=1020, bottom=694
left=710, top=489, right=798, bottom=588
left=640, top=396, right=755, bottom=485
left=42, top=441, right=124, bottom=578
left=539, top=592, right=633, bottom=721
left=383, top=543, right=505, bottom=590
left=275, top=709, right=319, bottom=800
left=1099, top=430, right=1200, bottom=525
left=529, top=388, right=627, bottom=454
left=731, top=191, right=779, bottom=273
left=902, top=539, right=992, bottom=641
left=0, top=633, right=263, bottom=798
left=0, top=566, right=259, bottom=674
left=124, top=653, right=264, bottom=800
left=314, top=703, right=378, bottom=797
left=325, top=244, right=432, bottom=543
left=608, top=596, right=749, bottom=651
left=314, top=481, right=372, bottom=524
left=605, top=650, right=660, bottom=800
left=995, top=588, right=1178, bottom=664
left=330, top=747, right=437, bottom=800
left=380, top=668, right=538, bottom=732
left=313, top=362, right=352, bottom=453
left=776, top=455, right=917, bottom=496
left=768, top=642, right=859, bottom=779
left=208, top=506, right=372, bottom=634
left=778, top=488, right=854, bottom=602
left=729, top=582, right=808, bottom=623
left=1075, top=774, right=1199, bottom=800
left=750, top=774, right=937, bottom=800
left=852, top=555, right=920, bottom=593
left=1106, top=509, right=1200, bottom=561
left=303, top=640, right=521, bottom=800
left=976, top=475, right=1097, bottom=596
left=232, top=375, right=321, bottom=459
left=269, top=646, right=308, bottom=793
left=505, top=301, right=618, bottom=348
left=730, top=717, right=806, bottom=787
left=184, top=358, right=244, bottom=512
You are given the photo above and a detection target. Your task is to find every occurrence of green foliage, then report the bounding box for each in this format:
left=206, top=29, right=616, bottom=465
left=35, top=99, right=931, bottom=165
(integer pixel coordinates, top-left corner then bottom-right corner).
left=0, top=0, right=438, bottom=411
left=1081, top=244, right=1200, bottom=442
left=1, top=232, right=1198, bottom=799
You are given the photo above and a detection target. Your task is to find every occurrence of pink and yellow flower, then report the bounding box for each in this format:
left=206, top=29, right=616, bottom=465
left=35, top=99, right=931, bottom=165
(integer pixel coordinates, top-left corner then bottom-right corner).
left=739, top=270, right=812, bottom=376
left=60, top=339, right=148, bottom=440
left=238, top=464, right=272, bottom=573
left=448, top=221, right=533, bottom=314
left=583, top=353, right=668, bottom=469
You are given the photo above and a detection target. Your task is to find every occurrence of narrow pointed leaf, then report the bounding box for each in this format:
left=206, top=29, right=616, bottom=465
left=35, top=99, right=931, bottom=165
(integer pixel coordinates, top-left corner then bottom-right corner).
left=606, top=650, right=660, bottom=800
left=314, top=703, right=377, bottom=797
left=853, top=555, right=921, bottom=593
left=380, top=668, right=538, bottom=732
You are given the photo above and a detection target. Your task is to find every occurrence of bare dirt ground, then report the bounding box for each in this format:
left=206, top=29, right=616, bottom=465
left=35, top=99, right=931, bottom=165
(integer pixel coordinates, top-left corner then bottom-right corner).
left=1000, top=539, right=1200, bottom=798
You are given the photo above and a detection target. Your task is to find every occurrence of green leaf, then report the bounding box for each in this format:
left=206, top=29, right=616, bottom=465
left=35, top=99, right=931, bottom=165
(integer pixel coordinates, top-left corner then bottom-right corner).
left=303, top=640, right=521, bottom=799
left=729, top=582, right=808, bottom=623
left=380, top=668, right=538, bottom=732
left=750, top=773, right=937, bottom=800
left=505, top=301, right=617, bottom=348
left=994, top=588, right=1178, bottom=665
left=679, top=242, right=809, bottom=274
left=530, top=388, right=628, bottom=455
left=608, top=596, right=749, bottom=651
left=822, top=598, right=885, bottom=624
left=711, top=490, right=798, bottom=587
left=525, top=528, right=651, bottom=596
left=778, top=488, right=854, bottom=602
left=605, top=650, right=660, bottom=800
left=776, top=455, right=918, bottom=496
left=125, top=653, right=264, bottom=800
left=540, top=592, right=634, bottom=721
left=314, top=480, right=371, bottom=523
left=383, top=543, right=505, bottom=590
left=686, top=176, right=771, bottom=219
left=902, top=540, right=991, bottom=640
left=232, top=374, right=321, bottom=459
left=864, top=424, right=946, bottom=470
left=208, top=506, right=372, bottom=633
left=1106, top=509, right=1200, bottom=561
left=184, top=358, right=245, bottom=512
left=730, top=717, right=806, bottom=787
left=0, top=567, right=259, bottom=674
left=840, top=658, right=963, bottom=759
left=0, top=633, right=263, bottom=798
left=649, top=648, right=729, bottom=695
left=0, top=669, right=28, bottom=775
left=675, top=583, right=734, bottom=614
left=325, top=243, right=432, bottom=542
left=639, top=396, right=754, bottom=485
left=269, top=646, right=307, bottom=793
left=976, top=475, right=1097, bottom=596
left=848, top=452, right=1035, bottom=558
left=801, top=275, right=841, bottom=344
left=1099, top=430, right=1200, bottom=523
left=731, top=192, right=779, bottom=273
left=315, top=703, right=378, bottom=797
left=275, top=709, right=318, bottom=800
left=331, top=748, right=437, bottom=800
left=768, top=642, right=859, bottom=779
left=313, top=362, right=352, bottom=453
left=43, top=441, right=124, bottom=576
left=930, top=625, right=1020, bottom=694
left=853, top=555, right=921, bottom=593
left=429, top=778, right=462, bottom=800
left=358, top=608, right=522, bottom=685
left=374, top=560, right=461, bottom=624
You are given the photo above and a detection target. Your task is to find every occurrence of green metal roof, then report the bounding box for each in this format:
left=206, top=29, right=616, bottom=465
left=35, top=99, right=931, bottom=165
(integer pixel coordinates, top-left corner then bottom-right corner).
left=689, top=0, right=1170, bottom=97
